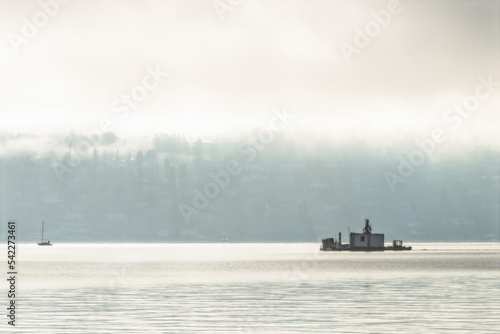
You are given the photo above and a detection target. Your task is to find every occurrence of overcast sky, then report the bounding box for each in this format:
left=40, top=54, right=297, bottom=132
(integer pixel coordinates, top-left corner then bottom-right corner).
left=1, top=0, right=499, bottom=142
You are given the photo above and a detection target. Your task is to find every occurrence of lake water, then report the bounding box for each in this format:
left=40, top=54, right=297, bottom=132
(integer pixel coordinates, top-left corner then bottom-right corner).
left=4, top=243, right=500, bottom=333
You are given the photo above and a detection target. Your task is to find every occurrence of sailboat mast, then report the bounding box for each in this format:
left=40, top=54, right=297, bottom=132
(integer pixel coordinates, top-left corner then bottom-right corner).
left=41, top=221, right=44, bottom=242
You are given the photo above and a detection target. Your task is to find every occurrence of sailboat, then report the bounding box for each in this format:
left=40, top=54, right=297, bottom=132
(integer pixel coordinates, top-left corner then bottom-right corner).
left=38, top=221, right=52, bottom=246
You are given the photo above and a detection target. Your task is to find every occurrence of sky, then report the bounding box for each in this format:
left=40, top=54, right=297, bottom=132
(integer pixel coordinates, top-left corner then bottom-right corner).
left=0, top=0, right=499, bottom=142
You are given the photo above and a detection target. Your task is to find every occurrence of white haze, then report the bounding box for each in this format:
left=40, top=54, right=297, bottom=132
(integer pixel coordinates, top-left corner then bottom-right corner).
left=0, top=0, right=499, bottom=143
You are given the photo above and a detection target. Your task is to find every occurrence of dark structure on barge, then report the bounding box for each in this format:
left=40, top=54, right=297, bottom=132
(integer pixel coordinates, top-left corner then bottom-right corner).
left=321, top=219, right=411, bottom=251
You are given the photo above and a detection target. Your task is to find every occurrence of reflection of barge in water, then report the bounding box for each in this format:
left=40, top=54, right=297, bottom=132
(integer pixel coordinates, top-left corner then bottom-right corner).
left=321, top=219, right=412, bottom=251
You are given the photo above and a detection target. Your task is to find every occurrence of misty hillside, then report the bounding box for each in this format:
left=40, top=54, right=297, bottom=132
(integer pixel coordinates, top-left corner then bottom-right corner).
left=0, top=131, right=498, bottom=242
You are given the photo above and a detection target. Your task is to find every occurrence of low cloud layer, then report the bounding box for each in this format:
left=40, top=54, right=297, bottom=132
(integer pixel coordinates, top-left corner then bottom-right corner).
left=1, top=0, right=499, bottom=137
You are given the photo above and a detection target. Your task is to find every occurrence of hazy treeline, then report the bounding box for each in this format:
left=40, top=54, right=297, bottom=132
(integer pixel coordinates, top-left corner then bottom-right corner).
left=0, top=131, right=499, bottom=242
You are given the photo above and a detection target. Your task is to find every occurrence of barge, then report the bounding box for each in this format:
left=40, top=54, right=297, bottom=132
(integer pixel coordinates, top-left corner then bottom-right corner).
left=321, top=219, right=412, bottom=251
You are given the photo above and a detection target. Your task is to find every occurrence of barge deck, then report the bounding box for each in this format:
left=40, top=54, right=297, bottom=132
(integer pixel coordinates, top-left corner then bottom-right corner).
left=320, top=219, right=412, bottom=251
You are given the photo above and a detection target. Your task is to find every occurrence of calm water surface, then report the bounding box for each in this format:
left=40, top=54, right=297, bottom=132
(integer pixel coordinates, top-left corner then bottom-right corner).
left=5, top=243, right=500, bottom=333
